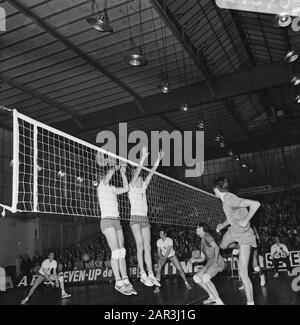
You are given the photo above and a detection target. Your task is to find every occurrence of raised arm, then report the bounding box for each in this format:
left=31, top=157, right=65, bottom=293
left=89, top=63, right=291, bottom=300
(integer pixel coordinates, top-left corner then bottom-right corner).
left=131, top=146, right=149, bottom=186
left=144, top=150, right=164, bottom=188
left=114, top=165, right=129, bottom=195
left=239, top=199, right=261, bottom=227
left=102, top=167, right=117, bottom=186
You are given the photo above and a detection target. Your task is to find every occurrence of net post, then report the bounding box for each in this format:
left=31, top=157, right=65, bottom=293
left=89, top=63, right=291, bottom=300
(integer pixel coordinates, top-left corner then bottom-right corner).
left=11, top=109, right=19, bottom=213
left=33, top=124, right=39, bottom=212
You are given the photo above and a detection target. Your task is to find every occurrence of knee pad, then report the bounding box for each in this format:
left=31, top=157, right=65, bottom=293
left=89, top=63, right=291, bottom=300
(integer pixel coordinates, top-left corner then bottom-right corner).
left=119, top=248, right=126, bottom=259
left=202, top=274, right=211, bottom=284
left=111, top=249, right=121, bottom=259
left=254, top=266, right=260, bottom=273
left=193, top=274, right=202, bottom=284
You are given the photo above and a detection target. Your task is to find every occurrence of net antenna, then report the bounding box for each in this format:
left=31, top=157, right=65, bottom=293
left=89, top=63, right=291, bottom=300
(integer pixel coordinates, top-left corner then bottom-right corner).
left=0, top=108, right=224, bottom=229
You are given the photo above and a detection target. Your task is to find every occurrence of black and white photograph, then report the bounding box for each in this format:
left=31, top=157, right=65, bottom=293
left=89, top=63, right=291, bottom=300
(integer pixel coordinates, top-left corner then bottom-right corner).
left=0, top=0, right=300, bottom=310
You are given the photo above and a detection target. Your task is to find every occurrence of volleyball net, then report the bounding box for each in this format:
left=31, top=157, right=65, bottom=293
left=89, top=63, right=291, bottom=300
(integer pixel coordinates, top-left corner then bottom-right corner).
left=0, top=108, right=225, bottom=229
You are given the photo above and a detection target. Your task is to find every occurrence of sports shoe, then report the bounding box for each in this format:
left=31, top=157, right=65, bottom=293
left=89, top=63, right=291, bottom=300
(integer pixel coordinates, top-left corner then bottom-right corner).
left=148, top=275, right=161, bottom=287
left=115, top=284, right=132, bottom=296
left=213, top=299, right=225, bottom=305
left=140, top=276, right=154, bottom=287
left=62, top=293, right=71, bottom=299
left=273, top=273, right=279, bottom=278
left=154, top=287, right=160, bottom=293
left=21, top=297, right=29, bottom=305
left=125, top=283, right=138, bottom=295
left=260, top=274, right=266, bottom=286
left=203, top=297, right=216, bottom=305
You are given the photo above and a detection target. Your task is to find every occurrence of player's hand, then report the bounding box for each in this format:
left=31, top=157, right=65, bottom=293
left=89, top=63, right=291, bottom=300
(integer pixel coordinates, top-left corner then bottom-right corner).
left=49, top=281, right=54, bottom=287
left=158, top=150, right=164, bottom=161
left=141, top=146, right=149, bottom=161
left=216, top=224, right=223, bottom=233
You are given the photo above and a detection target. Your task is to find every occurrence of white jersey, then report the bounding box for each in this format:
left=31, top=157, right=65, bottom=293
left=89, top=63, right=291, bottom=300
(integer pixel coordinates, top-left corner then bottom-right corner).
left=128, top=183, right=148, bottom=216
left=39, top=259, right=57, bottom=276
left=157, top=237, right=175, bottom=258
left=271, top=243, right=289, bottom=259
left=97, top=180, right=119, bottom=219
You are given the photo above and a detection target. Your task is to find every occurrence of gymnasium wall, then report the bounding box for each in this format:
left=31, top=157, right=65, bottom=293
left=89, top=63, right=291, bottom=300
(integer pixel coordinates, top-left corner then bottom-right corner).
left=0, top=216, right=39, bottom=267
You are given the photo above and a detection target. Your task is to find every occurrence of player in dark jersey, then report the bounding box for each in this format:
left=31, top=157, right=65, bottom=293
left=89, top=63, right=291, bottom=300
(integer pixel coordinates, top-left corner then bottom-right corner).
left=193, top=224, right=225, bottom=305
left=213, top=177, right=261, bottom=305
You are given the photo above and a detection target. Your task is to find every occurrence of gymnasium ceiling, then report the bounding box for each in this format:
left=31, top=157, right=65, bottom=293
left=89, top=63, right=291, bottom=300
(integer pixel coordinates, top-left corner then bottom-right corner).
left=0, top=0, right=300, bottom=160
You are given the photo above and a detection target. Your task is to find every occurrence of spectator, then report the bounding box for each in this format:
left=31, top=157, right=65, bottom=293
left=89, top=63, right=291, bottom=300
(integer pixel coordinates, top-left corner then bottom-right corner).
left=32, top=252, right=43, bottom=266
left=74, top=257, right=84, bottom=270
left=270, top=236, right=293, bottom=278
left=95, top=255, right=103, bottom=269
left=21, top=254, right=33, bottom=283
left=16, top=255, right=22, bottom=279
left=104, top=258, right=111, bottom=269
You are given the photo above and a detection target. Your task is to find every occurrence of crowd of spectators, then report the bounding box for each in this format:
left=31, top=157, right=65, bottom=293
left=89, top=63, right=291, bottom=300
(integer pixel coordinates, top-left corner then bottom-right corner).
left=253, top=190, right=300, bottom=254
left=15, top=190, right=300, bottom=277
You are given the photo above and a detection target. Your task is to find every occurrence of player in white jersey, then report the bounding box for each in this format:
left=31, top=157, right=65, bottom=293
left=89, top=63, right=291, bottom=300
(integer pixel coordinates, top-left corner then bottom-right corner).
left=154, top=229, right=191, bottom=293
left=96, top=157, right=137, bottom=296
left=128, top=147, right=163, bottom=288
left=21, top=252, right=71, bottom=305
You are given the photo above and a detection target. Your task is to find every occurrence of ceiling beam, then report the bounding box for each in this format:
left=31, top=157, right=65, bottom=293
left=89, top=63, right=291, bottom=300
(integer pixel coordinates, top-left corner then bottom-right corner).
left=159, top=114, right=184, bottom=132
left=222, top=99, right=256, bottom=145
left=153, top=0, right=259, bottom=144
left=53, top=60, right=294, bottom=136
left=0, top=74, right=85, bottom=130
left=150, top=0, right=215, bottom=96
left=7, top=0, right=146, bottom=114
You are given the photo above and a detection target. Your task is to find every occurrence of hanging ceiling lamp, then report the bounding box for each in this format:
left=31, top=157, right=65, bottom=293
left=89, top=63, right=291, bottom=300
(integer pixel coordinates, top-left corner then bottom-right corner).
left=157, top=79, right=171, bottom=94
left=124, top=40, right=148, bottom=67
left=124, top=0, right=147, bottom=67
left=179, top=103, right=189, bottom=112
left=86, top=0, right=113, bottom=33
left=284, top=50, right=300, bottom=63
left=273, top=13, right=292, bottom=28
left=291, top=76, right=300, bottom=86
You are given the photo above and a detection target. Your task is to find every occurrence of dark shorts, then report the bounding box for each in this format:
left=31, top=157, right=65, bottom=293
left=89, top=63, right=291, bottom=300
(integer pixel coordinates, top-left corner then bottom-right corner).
left=100, top=218, right=122, bottom=234
left=130, top=215, right=151, bottom=229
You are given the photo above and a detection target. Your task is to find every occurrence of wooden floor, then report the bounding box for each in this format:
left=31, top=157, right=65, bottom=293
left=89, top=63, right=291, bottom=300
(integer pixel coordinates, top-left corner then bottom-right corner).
left=0, top=271, right=299, bottom=305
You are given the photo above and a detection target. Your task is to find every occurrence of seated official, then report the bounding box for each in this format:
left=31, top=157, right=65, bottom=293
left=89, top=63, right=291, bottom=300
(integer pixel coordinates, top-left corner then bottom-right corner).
left=270, top=236, right=293, bottom=278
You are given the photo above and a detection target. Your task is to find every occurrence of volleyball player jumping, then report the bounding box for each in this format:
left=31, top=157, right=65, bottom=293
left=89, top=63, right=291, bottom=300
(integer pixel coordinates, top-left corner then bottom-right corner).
left=96, top=159, right=137, bottom=296
left=193, top=224, right=225, bottom=305
left=213, top=177, right=261, bottom=305
left=128, top=147, right=162, bottom=287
